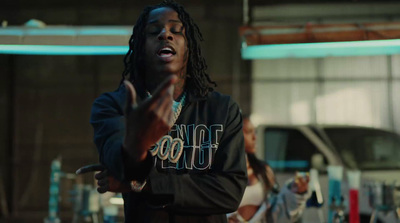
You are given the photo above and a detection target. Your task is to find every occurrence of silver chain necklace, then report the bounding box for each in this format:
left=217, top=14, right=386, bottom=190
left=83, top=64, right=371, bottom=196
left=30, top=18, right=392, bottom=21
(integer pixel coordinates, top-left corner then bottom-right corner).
left=146, top=91, right=186, bottom=125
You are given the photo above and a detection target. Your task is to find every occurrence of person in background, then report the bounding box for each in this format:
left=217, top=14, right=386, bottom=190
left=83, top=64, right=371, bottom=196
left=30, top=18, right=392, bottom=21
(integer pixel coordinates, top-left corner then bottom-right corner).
left=76, top=0, right=247, bottom=222
left=227, top=115, right=310, bottom=223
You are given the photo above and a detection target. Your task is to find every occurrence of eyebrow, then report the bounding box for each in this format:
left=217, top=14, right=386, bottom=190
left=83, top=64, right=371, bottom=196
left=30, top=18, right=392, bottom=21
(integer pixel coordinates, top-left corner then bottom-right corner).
left=147, top=19, right=182, bottom=25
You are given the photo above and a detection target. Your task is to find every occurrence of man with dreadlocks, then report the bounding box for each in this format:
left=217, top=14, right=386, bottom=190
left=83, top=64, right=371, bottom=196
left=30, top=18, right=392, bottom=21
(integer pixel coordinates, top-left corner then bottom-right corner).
left=76, top=0, right=247, bottom=222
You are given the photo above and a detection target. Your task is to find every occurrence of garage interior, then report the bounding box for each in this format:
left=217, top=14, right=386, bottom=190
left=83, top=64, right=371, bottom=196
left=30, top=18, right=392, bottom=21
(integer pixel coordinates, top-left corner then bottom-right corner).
left=1, top=0, right=400, bottom=222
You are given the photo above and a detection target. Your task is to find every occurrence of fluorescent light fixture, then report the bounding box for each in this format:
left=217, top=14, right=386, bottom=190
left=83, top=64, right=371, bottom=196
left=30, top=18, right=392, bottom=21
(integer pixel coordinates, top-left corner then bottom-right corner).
left=0, top=26, right=132, bottom=36
left=0, top=45, right=128, bottom=55
left=242, top=39, right=400, bottom=59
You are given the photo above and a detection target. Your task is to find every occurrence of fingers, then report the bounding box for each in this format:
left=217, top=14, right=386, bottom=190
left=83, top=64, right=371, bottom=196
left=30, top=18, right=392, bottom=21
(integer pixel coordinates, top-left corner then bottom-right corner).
left=75, top=164, right=105, bottom=175
left=157, top=92, right=174, bottom=126
left=96, top=176, right=110, bottom=194
left=124, top=80, right=138, bottom=115
left=148, top=76, right=176, bottom=127
left=148, top=75, right=177, bottom=108
left=94, top=169, right=108, bottom=180
left=97, top=185, right=109, bottom=194
left=76, top=164, right=120, bottom=194
left=292, top=176, right=309, bottom=194
left=294, top=171, right=309, bottom=184
left=295, top=177, right=307, bottom=186
left=294, top=176, right=307, bottom=186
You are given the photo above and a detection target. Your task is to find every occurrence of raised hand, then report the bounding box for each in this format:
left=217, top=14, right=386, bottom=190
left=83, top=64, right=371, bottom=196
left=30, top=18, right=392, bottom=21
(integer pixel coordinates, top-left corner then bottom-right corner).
left=76, top=164, right=130, bottom=193
left=123, top=75, right=177, bottom=162
left=291, top=171, right=310, bottom=194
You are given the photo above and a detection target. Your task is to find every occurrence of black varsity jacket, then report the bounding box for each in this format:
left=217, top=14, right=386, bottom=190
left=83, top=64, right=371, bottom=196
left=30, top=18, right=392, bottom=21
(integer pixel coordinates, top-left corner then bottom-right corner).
left=90, top=85, right=247, bottom=223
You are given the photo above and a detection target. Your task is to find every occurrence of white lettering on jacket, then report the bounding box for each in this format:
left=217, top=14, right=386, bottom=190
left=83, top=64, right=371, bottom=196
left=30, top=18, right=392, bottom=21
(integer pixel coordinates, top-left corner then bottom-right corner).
left=150, top=124, right=223, bottom=170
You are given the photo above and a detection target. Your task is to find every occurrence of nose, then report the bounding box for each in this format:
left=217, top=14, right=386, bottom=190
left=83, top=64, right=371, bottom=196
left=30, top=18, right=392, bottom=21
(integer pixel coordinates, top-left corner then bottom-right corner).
left=158, top=28, right=173, bottom=41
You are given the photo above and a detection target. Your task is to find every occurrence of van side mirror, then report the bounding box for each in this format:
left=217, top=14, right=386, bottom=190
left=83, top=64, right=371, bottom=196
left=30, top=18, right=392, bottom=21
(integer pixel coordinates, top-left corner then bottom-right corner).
left=311, top=153, right=326, bottom=171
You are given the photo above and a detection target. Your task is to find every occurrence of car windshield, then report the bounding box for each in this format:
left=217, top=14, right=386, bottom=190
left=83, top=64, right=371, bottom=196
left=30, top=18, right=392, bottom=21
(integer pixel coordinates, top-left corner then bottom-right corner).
left=323, top=127, right=400, bottom=170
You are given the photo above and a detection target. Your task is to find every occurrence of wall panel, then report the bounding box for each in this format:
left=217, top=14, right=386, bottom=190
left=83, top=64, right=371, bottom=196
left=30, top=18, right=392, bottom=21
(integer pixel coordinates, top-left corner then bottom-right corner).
left=252, top=55, right=397, bottom=133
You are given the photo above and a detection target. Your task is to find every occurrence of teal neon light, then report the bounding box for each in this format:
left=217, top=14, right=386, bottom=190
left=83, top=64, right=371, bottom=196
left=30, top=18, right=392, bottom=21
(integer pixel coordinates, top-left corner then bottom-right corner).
left=0, top=45, right=128, bottom=55
left=242, top=39, right=400, bottom=59
left=0, top=26, right=132, bottom=36
left=267, top=160, right=309, bottom=169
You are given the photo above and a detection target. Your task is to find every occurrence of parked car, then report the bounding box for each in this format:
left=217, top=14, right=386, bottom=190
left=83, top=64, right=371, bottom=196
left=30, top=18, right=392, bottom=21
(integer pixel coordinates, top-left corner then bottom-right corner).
left=256, top=124, right=400, bottom=223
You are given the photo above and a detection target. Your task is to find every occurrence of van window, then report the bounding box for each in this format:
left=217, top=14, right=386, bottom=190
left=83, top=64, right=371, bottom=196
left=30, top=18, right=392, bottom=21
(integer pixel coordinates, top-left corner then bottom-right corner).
left=324, top=127, right=400, bottom=170
left=263, top=128, right=319, bottom=172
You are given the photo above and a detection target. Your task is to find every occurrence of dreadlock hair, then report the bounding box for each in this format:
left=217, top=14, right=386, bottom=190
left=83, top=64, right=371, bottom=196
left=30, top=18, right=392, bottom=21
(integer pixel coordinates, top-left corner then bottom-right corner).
left=242, top=114, right=272, bottom=190
left=121, top=0, right=216, bottom=98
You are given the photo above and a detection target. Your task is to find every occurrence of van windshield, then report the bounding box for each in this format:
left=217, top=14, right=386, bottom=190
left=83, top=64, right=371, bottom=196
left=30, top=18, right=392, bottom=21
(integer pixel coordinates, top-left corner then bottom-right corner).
left=323, top=127, right=400, bottom=170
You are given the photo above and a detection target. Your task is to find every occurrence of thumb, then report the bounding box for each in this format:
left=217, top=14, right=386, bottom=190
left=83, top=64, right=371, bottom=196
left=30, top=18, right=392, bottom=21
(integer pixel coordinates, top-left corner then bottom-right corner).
left=75, top=163, right=105, bottom=175
left=124, top=80, right=137, bottom=115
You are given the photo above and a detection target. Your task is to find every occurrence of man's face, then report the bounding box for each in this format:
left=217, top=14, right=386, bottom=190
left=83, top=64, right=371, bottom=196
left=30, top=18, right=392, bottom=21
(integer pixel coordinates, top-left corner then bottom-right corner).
left=144, top=7, right=188, bottom=92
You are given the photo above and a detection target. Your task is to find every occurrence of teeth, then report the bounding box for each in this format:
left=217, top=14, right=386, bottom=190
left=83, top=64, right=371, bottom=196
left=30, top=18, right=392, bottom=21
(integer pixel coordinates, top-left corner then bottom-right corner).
left=162, top=47, right=172, bottom=52
left=158, top=46, right=175, bottom=58
left=159, top=47, right=174, bottom=55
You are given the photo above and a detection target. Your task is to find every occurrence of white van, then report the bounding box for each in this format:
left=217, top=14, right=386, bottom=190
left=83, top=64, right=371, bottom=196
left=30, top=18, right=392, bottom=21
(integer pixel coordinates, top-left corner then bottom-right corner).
left=256, top=124, right=400, bottom=223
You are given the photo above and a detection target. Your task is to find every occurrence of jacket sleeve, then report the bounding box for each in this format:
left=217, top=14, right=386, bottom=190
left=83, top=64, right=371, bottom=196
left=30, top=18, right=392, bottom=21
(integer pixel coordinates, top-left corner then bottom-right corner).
left=148, top=99, right=248, bottom=215
left=90, top=90, right=152, bottom=182
left=269, top=179, right=310, bottom=223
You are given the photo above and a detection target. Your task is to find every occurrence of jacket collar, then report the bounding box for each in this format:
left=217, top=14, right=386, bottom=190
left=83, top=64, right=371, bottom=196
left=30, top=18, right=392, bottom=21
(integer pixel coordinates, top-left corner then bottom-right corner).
left=185, top=90, right=209, bottom=102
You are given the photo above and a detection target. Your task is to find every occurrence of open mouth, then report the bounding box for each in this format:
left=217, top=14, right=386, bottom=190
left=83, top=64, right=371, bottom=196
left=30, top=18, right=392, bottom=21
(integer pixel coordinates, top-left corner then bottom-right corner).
left=157, top=46, right=176, bottom=58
